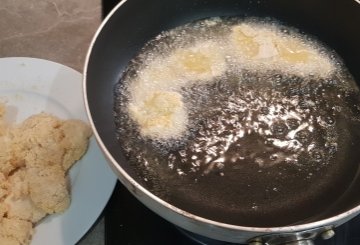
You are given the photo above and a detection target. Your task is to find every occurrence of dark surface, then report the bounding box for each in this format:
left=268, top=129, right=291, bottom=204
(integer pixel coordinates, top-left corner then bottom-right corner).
left=105, top=182, right=360, bottom=245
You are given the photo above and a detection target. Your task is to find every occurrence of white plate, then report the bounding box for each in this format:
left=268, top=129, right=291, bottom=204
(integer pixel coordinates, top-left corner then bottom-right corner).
left=0, top=57, right=117, bottom=245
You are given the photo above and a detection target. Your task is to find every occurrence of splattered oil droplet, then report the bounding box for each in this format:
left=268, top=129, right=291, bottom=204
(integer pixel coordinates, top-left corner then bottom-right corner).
left=296, top=130, right=312, bottom=145
left=324, top=116, right=335, bottom=125
left=286, top=118, right=300, bottom=129
left=310, top=149, right=324, bottom=162
left=271, top=122, right=288, bottom=137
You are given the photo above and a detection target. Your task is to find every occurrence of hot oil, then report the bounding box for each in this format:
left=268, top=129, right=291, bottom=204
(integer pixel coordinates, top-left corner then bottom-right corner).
left=113, top=17, right=360, bottom=226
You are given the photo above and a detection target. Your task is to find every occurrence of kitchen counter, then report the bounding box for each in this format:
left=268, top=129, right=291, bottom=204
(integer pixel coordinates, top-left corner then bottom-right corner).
left=0, top=0, right=106, bottom=244
left=0, top=0, right=101, bottom=72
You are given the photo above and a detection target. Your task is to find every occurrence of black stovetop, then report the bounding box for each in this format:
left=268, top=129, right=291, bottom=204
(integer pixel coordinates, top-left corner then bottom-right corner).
left=104, top=182, right=360, bottom=245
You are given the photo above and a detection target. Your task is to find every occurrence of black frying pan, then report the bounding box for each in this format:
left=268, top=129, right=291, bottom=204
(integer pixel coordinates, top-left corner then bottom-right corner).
left=85, top=0, right=360, bottom=230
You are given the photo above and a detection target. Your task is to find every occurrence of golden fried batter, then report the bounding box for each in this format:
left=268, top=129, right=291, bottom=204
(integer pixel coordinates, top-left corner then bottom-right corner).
left=0, top=104, right=92, bottom=245
left=129, top=90, right=187, bottom=139
left=0, top=218, right=33, bottom=245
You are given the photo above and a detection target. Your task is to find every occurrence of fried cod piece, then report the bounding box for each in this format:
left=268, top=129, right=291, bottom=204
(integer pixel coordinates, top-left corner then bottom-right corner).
left=0, top=105, right=16, bottom=176
left=0, top=172, right=7, bottom=200
left=275, top=37, right=312, bottom=63
left=4, top=195, right=47, bottom=224
left=228, top=23, right=334, bottom=77
left=9, top=113, right=91, bottom=213
left=59, top=120, right=93, bottom=171
left=0, top=172, right=8, bottom=222
left=271, top=35, right=335, bottom=76
left=129, top=90, right=187, bottom=139
left=0, top=103, right=7, bottom=135
left=136, top=60, right=180, bottom=90
left=0, top=236, right=20, bottom=245
left=0, top=135, right=15, bottom=176
left=170, top=41, right=226, bottom=82
left=0, top=218, right=33, bottom=245
left=11, top=113, right=64, bottom=167
left=4, top=169, right=46, bottom=223
left=230, top=25, right=260, bottom=58
left=13, top=113, right=91, bottom=213
left=26, top=164, right=69, bottom=214
left=0, top=104, right=92, bottom=244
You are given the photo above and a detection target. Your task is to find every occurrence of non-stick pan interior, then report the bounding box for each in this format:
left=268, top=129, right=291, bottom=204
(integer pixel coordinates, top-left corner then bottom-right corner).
left=86, top=0, right=360, bottom=227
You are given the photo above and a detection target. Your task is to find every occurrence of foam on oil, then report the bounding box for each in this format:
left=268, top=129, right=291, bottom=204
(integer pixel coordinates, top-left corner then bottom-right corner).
left=114, top=17, right=360, bottom=226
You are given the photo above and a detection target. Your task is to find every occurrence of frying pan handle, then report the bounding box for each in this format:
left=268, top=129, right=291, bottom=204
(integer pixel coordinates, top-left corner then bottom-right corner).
left=247, top=226, right=335, bottom=245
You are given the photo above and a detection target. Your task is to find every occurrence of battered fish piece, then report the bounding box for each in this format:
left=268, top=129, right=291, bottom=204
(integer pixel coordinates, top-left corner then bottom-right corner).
left=230, top=24, right=260, bottom=58
left=169, top=41, right=226, bottom=82
left=0, top=173, right=7, bottom=200
left=4, top=195, right=46, bottom=224
left=229, top=22, right=335, bottom=77
left=129, top=90, right=187, bottom=139
left=0, top=104, right=92, bottom=245
left=0, top=218, right=33, bottom=245
left=11, top=113, right=65, bottom=167
left=26, top=164, right=69, bottom=214
left=0, top=173, right=7, bottom=219
left=0, top=103, right=7, bottom=135
left=128, top=42, right=225, bottom=140
left=4, top=169, right=46, bottom=223
left=0, top=236, right=19, bottom=245
left=60, top=120, right=93, bottom=171
left=0, top=136, right=15, bottom=176
left=229, top=23, right=281, bottom=61
left=272, top=35, right=335, bottom=76
left=0, top=106, right=16, bottom=176
left=136, top=60, right=180, bottom=90
left=12, top=113, right=91, bottom=213
left=275, top=38, right=312, bottom=63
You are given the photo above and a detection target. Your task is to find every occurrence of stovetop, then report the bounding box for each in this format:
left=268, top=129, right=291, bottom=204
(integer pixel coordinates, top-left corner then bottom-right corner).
left=105, top=182, right=360, bottom=245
